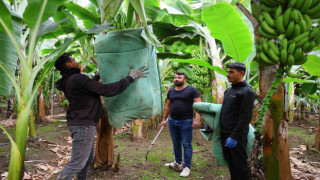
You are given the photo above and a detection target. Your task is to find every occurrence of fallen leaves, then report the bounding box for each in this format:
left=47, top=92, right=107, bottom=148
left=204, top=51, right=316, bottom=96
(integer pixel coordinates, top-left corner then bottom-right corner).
left=290, top=145, right=320, bottom=180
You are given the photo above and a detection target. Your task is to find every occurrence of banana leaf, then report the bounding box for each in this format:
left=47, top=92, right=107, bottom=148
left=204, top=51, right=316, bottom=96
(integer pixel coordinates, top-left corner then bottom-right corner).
left=303, top=55, right=320, bottom=76
left=202, top=2, right=253, bottom=62
left=0, top=2, right=22, bottom=97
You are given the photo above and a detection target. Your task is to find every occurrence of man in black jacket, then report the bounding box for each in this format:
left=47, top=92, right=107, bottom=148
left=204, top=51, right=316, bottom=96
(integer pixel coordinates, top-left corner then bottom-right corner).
left=220, top=63, right=255, bottom=180
left=55, top=53, right=147, bottom=180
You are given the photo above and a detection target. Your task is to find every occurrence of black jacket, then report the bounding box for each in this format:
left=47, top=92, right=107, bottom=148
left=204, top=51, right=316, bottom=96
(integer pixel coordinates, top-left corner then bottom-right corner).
left=55, top=68, right=134, bottom=127
left=220, top=81, right=256, bottom=141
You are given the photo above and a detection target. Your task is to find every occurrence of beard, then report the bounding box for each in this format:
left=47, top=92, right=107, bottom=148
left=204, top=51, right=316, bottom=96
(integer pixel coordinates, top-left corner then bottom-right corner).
left=174, top=81, right=184, bottom=87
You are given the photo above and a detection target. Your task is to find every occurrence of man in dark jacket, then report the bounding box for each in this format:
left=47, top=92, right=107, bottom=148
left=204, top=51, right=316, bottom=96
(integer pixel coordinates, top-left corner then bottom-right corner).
left=220, top=63, right=255, bottom=180
left=55, top=53, right=147, bottom=180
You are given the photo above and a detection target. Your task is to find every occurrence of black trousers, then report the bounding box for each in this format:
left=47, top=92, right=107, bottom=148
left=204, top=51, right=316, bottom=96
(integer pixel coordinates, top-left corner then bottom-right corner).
left=221, top=133, right=249, bottom=180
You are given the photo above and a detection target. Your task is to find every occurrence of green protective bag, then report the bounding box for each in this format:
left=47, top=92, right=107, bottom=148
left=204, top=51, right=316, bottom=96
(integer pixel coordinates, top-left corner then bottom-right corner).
left=94, top=28, right=162, bottom=128
left=193, top=102, right=255, bottom=167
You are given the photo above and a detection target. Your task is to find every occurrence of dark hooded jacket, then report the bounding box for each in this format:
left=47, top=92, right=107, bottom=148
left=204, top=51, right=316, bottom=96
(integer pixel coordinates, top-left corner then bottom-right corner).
left=220, top=81, right=256, bottom=141
left=55, top=68, right=134, bottom=127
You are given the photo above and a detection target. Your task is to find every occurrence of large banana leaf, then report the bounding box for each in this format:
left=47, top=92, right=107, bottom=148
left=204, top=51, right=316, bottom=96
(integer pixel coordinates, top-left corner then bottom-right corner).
left=23, top=0, right=67, bottom=31
left=100, top=0, right=124, bottom=23
left=152, top=21, right=201, bottom=45
left=63, top=1, right=100, bottom=29
left=0, top=3, right=22, bottom=97
left=144, top=0, right=160, bottom=22
left=202, top=2, right=253, bottom=62
left=163, top=0, right=192, bottom=15
left=303, top=55, right=320, bottom=76
left=0, top=31, right=17, bottom=97
left=0, top=125, right=21, bottom=180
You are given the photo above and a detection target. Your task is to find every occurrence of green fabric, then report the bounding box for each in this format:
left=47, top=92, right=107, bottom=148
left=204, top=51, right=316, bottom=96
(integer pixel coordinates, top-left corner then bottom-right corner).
left=94, top=28, right=162, bottom=128
left=193, top=102, right=255, bottom=167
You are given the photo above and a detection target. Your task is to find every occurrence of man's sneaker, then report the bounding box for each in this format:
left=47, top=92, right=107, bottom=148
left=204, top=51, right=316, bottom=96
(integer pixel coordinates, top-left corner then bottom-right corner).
left=165, top=161, right=183, bottom=172
left=180, top=167, right=190, bottom=177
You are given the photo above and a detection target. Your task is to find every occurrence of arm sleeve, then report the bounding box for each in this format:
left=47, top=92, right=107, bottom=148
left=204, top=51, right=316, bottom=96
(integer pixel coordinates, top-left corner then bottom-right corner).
left=230, top=91, right=256, bottom=141
left=192, top=88, right=200, bottom=98
left=77, top=75, right=134, bottom=97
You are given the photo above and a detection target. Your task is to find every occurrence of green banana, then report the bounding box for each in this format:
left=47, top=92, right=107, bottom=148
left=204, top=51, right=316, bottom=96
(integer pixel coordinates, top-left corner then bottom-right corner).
left=263, top=12, right=276, bottom=28
left=261, top=0, right=280, bottom=7
left=298, top=18, right=307, bottom=33
left=280, top=48, right=288, bottom=65
left=310, top=11, right=320, bottom=19
left=261, top=4, right=276, bottom=13
left=307, top=41, right=316, bottom=52
left=276, top=15, right=286, bottom=34
left=289, top=0, right=298, bottom=6
left=287, top=53, right=294, bottom=67
left=268, top=40, right=280, bottom=56
left=290, top=9, right=298, bottom=22
left=285, top=21, right=295, bottom=37
left=259, top=27, right=278, bottom=38
left=295, top=0, right=305, bottom=9
left=293, top=23, right=301, bottom=37
left=283, top=8, right=292, bottom=28
left=301, top=0, right=312, bottom=13
left=280, top=37, right=288, bottom=50
left=310, top=27, right=320, bottom=38
left=307, top=1, right=320, bottom=16
left=268, top=48, right=280, bottom=63
left=286, top=69, right=304, bottom=78
left=275, top=6, right=282, bottom=19
left=294, top=55, right=308, bottom=65
left=293, top=47, right=304, bottom=60
left=311, top=0, right=320, bottom=7
left=288, top=42, right=296, bottom=55
left=259, top=51, right=276, bottom=65
left=302, top=41, right=311, bottom=51
left=262, top=39, right=269, bottom=53
left=296, top=37, right=309, bottom=47
left=303, top=15, right=312, bottom=30
left=294, top=31, right=309, bottom=42
left=261, top=21, right=278, bottom=35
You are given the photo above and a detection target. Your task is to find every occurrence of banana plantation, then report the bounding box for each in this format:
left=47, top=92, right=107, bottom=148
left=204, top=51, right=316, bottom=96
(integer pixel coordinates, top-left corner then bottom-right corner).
left=0, top=0, right=320, bottom=179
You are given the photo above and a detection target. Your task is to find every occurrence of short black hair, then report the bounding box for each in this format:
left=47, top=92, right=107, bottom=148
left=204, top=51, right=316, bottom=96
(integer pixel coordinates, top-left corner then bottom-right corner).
left=226, top=62, right=246, bottom=73
left=55, top=53, right=71, bottom=72
left=175, top=72, right=187, bottom=79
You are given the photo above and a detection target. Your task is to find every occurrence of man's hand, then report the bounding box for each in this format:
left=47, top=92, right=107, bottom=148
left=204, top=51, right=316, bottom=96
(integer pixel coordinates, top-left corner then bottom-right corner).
left=161, top=119, right=168, bottom=127
left=192, top=118, right=200, bottom=129
left=225, top=137, right=238, bottom=148
left=129, top=66, right=149, bottom=80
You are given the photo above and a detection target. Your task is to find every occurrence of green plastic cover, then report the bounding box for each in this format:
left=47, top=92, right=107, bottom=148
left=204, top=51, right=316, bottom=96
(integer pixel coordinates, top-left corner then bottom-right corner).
left=193, top=102, right=255, bottom=167
left=94, top=28, right=162, bottom=128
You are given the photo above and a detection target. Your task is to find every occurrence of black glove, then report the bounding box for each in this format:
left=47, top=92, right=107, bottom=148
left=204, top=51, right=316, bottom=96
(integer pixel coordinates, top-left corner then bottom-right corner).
left=129, top=66, right=149, bottom=80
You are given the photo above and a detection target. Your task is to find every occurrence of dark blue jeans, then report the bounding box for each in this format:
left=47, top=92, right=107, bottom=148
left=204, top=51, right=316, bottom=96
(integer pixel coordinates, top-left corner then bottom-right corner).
left=168, top=117, right=193, bottom=168
left=57, top=126, right=96, bottom=180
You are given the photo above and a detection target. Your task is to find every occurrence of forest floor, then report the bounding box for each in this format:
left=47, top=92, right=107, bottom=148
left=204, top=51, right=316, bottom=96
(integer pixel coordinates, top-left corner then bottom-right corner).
left=0, top=104, right=320, bottom=180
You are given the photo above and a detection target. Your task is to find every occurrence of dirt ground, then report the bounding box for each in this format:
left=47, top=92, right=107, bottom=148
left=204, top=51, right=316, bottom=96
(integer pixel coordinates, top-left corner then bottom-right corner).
left=0, top=105, right=320, bottom=179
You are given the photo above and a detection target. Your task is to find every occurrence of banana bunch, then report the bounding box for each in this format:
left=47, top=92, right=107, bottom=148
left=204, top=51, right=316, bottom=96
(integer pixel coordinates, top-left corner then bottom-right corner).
left=256, top=0, right=320, bottom=78
left=193, top=64, right=211, bottom=95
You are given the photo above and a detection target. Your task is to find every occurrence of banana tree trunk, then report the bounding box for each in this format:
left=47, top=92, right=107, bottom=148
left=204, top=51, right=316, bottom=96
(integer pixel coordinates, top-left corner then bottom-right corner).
left=259, top=66, right=291, bottom=180
left=144, top=119, right=150, bottom=139
left=94, top=112, right=114, bottom=170
left=132, top=119, right=144, bottom=141
left=9, top=104, right=32, bottom=179
left=314, top=107, right=320, bottom=150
